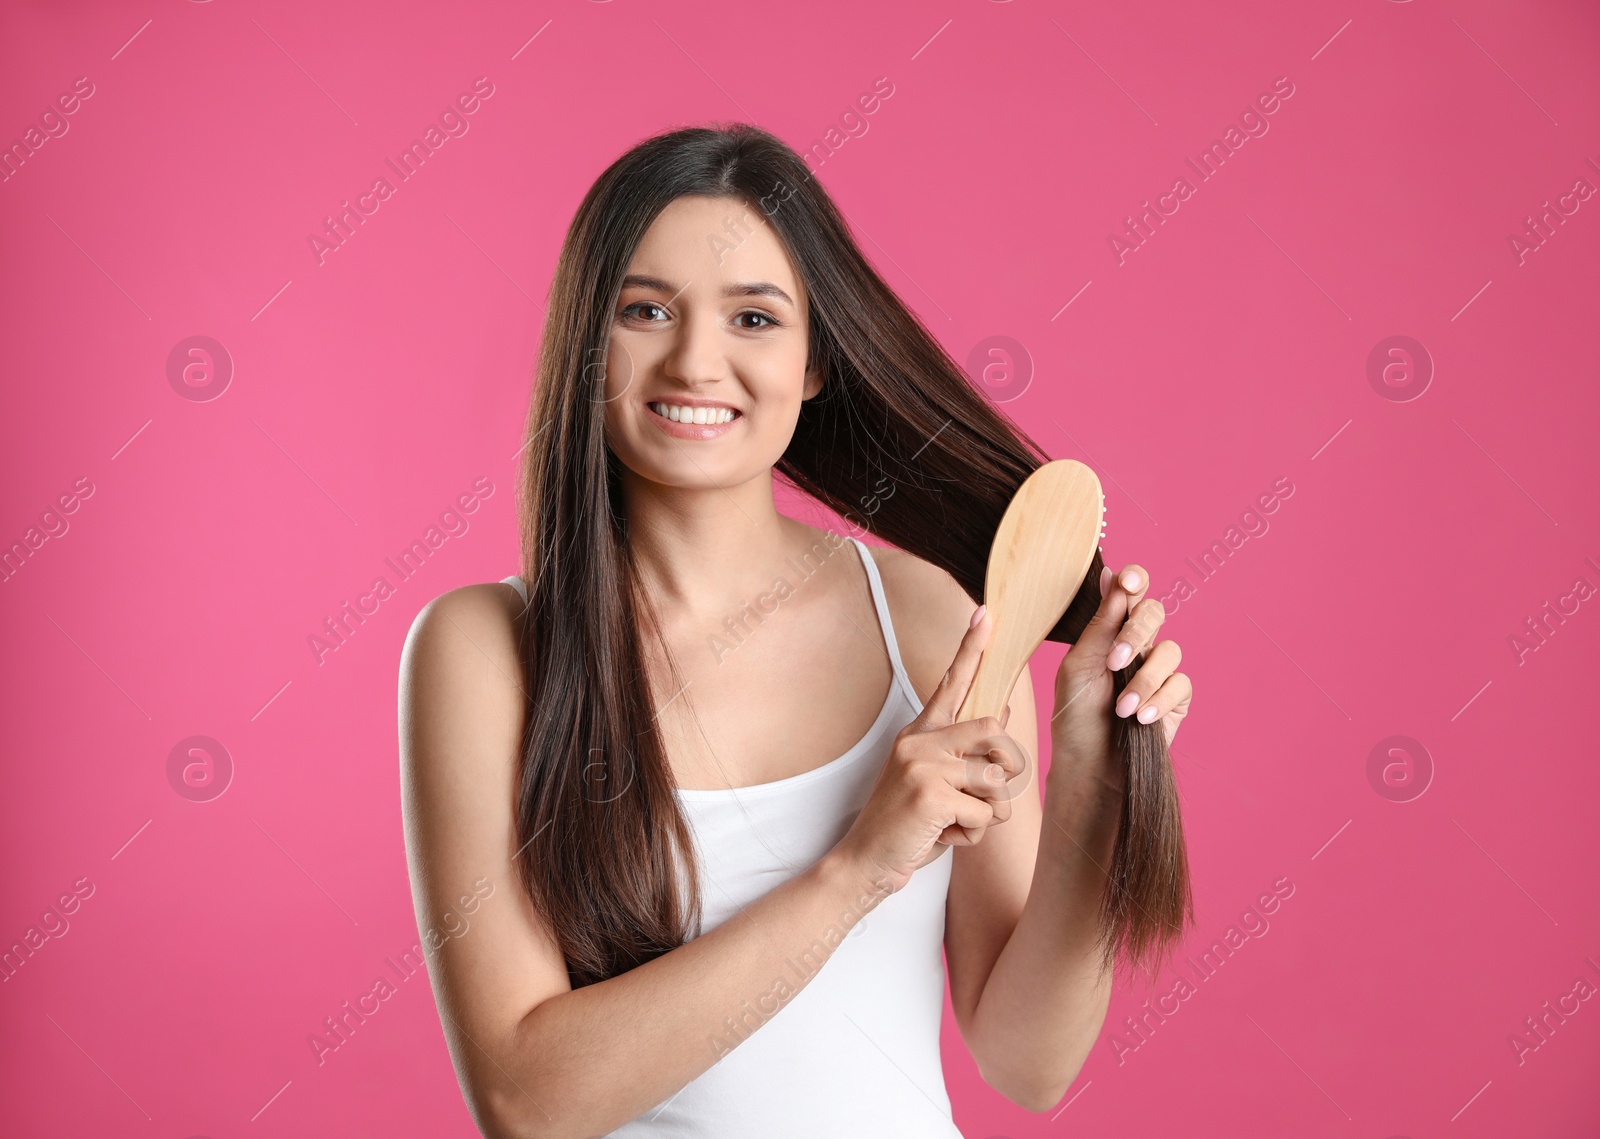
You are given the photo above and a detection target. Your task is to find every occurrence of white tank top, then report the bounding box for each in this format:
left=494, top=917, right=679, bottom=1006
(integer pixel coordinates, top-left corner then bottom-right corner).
left=501, top=536, right=961, bottom=1137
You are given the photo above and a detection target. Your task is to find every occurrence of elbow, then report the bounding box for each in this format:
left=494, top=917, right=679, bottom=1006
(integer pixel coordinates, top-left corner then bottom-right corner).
left=979, top=1057, right=1085, bottom=1115
left=475, top=1091, right=540, bottom=1139
left=456, top=1008, right=569, bottom=1139
left=995, top=1080, right=1071, bottom=1116
left=1016, top=1083, right=1075, bottom=1115
left=468, top=1045, right=617, bottom=1139
left=475, top=1086, right=570, bottom=1139
left=467, top=1080, right=533, bottom=1139
left=476, top=1074, right=617, bottom=1139
left=464, top=1055, right=571, bottom=1139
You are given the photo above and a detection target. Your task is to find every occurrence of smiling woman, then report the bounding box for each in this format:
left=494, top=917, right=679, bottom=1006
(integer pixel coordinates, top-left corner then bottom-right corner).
left=398, top=122, right=1192, bottom=1138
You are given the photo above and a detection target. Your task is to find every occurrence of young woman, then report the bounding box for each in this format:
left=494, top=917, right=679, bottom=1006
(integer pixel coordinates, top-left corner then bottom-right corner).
left=399, top=123, right=1192, bottom=1138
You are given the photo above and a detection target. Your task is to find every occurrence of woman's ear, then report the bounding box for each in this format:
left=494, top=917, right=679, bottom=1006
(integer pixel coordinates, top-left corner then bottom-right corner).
left=801, top=366, right=824, bottom=401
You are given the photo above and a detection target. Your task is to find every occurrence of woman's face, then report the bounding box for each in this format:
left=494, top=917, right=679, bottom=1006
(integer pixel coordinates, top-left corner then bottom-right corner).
left=600, top=194, right=821, bottom=493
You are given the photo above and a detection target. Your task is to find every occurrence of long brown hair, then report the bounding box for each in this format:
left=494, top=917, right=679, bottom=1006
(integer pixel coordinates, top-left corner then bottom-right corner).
left=515, top=122, right=1191, bottom=985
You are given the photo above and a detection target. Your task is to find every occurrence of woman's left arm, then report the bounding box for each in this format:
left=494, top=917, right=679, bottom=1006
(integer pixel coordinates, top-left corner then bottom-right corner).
left=945, top=561, right=1192, bottom=1111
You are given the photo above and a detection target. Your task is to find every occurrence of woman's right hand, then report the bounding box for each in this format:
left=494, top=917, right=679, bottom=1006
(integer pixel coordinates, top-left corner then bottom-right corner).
left=833, top=605, right=1031, bottom=895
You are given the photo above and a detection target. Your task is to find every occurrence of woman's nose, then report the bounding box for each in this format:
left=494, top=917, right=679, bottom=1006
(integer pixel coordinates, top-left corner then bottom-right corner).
left=662, top=311, right=728, bottom=387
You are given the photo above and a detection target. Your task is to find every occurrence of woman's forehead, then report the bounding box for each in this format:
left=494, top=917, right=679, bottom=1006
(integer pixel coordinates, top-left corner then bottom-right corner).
left=627, top=195, right=804, bottom=304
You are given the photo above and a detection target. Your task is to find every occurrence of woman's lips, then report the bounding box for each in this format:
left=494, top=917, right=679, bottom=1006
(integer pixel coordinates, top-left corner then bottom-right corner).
left=645, top=401, right=742, bottom=440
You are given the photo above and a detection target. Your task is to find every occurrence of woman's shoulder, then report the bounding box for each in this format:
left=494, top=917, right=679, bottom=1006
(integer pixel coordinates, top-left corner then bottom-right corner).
left=405, top=579, right=526, bottom=650
left=864, top=542, right=979, bottom=700
left=399, top=581, right=528, bottom=748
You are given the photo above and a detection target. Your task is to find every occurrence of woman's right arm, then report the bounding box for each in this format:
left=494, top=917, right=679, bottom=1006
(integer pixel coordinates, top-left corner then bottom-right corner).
left=398, top=584, right=1017, bottom=1139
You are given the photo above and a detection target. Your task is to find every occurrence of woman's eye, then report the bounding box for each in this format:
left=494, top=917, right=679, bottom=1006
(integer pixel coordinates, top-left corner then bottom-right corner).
left=736, top=311, right=777, bottom=330
left=621, top=302, right=668, bottom=323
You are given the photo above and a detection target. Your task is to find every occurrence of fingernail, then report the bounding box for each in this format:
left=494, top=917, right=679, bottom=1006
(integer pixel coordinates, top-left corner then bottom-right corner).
left=1115, top=691, right=1140, bottom=718
left=969, top=604, right=987, bottom=629
left=1100, top=566, right=1112, bottom=594
left=1136, top=703, right=1160, bottom=724
left=1108, top=642, right=1132, bottom=670
left=985, top=763, right=1005, bottom=785
left=1121, top=570, right=1142, bottom=592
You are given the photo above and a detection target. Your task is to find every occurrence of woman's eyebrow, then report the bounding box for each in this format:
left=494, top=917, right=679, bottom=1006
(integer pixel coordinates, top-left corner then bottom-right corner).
left=620, top=274, right=794, bottom=308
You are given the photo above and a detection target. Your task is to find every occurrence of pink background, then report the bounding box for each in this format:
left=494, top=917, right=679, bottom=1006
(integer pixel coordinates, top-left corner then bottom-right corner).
left=3, top=0, right=1598, bottom=1135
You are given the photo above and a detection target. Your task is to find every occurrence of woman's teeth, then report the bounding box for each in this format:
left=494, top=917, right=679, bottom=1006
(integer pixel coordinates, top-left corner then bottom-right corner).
left=650, top=402, right=737, bottom=425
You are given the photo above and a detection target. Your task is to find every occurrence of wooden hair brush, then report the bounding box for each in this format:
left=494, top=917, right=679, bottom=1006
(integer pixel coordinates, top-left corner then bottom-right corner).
left=956, top=459, right=1105, bottom=723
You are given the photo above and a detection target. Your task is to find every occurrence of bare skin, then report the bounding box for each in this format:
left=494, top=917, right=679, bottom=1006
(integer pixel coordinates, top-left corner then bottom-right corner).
left=399, top=194, right=1192, bottom=1138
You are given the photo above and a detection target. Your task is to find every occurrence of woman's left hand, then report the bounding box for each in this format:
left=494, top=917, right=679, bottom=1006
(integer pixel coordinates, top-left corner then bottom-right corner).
left=1049, top=562, right=1191, bottom=779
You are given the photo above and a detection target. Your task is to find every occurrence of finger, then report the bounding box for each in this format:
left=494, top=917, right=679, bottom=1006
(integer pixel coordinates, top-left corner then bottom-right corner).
left=1102, top=564, right=1150, bottom=671
left=926, top=719, right=1026, bottom=777
left=954, top=758, right=1015, bottom=823
left=1128, top=671, right=1190, bottom=727
left=1116, top=563, right=1149, bottom=606
left=1107, top=595, right=1168, bottom=672
left=935, top=790, right=997, bottom=846
left=953, top=743, right=1027, bottom=797
left=1114, top=651, right=1188, bottom=723
left=932, top=731, right=1032, bottom=832
left=1113, top=638, right=1181, bottom=718
left=938, top=823, right=979, bottom=846
left=957, top=736, right=1032, bottom=812
left=965, top=732, right=1029, bottom=782
left=1071, top=566, right=1133, bottom=667
left=919, top=607, right=992, bottom=727
left=1159, top=672, right=1193, bottom=741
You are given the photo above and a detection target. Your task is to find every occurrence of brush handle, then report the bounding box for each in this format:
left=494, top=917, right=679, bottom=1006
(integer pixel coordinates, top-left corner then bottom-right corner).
left=956, top=620, right=1027, bottom=723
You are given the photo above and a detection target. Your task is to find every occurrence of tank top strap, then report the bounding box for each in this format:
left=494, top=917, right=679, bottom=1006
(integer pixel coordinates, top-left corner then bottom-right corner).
left=847, top=536, right=925, bottom=716
left=501, top=574, right=527, bottom=603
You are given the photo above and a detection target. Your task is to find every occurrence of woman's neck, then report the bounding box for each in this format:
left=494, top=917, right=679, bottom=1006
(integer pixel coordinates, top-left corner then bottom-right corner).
left=621, top=467, right=813, bottom=615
